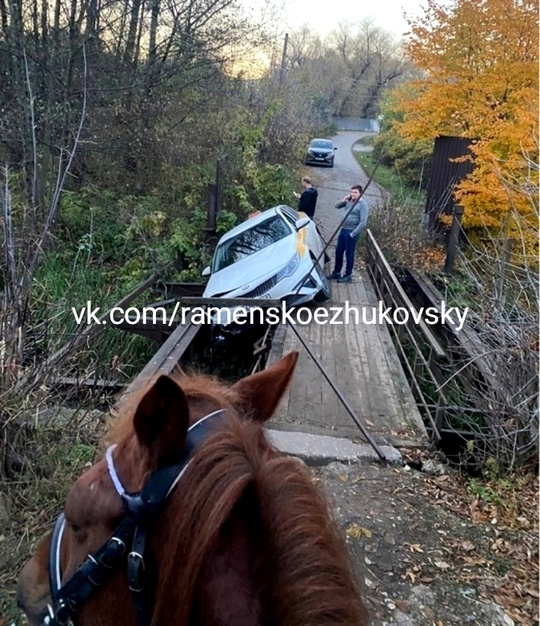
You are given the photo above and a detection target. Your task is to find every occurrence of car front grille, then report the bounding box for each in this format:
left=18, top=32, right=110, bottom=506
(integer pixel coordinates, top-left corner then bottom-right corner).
left=243, top=275, right=278, bottom=298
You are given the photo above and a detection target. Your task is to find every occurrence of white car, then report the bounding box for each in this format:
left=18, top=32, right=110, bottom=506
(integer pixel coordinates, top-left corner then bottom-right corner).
left=202, top=205, right=331, bottom=331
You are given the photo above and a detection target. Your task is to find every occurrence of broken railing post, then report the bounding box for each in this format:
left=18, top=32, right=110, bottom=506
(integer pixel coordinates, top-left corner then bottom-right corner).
left=444, top=203, right=464, bottom=274
left=205, top=183, right=217, bottom=236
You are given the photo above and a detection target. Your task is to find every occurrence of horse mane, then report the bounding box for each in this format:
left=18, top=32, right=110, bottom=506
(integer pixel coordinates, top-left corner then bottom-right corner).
left=105, top=371, right=368, bottom=625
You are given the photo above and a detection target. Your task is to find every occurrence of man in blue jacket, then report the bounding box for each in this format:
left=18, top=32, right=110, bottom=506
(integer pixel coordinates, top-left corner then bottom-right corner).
left=328, top=185, right=369, bottom=283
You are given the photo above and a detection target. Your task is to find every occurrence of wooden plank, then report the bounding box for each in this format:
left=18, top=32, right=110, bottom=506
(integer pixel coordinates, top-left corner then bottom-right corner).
left=356, top=276, right=403, bottom=418
left=333, top=281, right=362, bottom=426
left=116, top=314, right=202, bottom=408
left=113, top=318, right=174, bottom=343
left=325, top=293, right=342, bottom=427
left=265, top=265, right=429, bottom=447
left=267, top=323, right=287, bottom=365
left=305, top=313, right=323, bottom=421
left=348, top=279, right=376, bottom=425
left=52, top=376, right=126, bottom=390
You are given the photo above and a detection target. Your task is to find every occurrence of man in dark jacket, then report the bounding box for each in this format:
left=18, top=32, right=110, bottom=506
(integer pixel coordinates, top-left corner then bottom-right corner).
left=294, top=176, right=318, bottom=219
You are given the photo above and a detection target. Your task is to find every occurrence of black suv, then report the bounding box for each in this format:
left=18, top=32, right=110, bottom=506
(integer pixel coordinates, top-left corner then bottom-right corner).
left=305, top=138, right=336, bottom=167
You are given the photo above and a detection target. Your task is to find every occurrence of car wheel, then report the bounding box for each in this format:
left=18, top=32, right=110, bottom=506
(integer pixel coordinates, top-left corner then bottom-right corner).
left=313, top=262, right=331, bottom=303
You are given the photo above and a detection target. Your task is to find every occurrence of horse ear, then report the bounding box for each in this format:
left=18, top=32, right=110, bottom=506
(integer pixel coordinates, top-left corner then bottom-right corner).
left=231, top=351, right=299, bottom=422
left=133, top=375, right=190, bottom=462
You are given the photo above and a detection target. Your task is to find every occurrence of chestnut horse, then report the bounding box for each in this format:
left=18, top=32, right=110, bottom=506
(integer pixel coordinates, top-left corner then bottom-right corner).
left=17, top=351, right=368, bottom=626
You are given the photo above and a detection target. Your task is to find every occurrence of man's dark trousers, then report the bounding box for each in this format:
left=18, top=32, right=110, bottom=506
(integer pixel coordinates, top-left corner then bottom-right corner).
left=334, top=228, right=357, bottom=276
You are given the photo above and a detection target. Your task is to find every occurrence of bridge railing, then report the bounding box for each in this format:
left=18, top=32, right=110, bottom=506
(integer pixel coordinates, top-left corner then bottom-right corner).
left=365, top=229, right=459, bottom=445
left=366, top=228, right=539, bottom=468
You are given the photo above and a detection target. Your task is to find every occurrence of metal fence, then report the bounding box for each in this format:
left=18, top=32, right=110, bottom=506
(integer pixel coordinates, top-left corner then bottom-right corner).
left=331, top=117, right=380, bottom=133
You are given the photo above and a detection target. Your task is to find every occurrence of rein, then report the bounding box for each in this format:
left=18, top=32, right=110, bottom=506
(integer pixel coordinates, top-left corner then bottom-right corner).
left=45, top=408, right=227, bottom=626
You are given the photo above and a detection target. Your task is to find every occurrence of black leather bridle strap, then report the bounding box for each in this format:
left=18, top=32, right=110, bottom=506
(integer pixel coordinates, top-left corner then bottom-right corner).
left=52, top=517, right=137, bottom=625
left=121, top=408, right=227, bottom=521
left=127, top=526, right=150, bottom=626
left=46, top=408, right=227, bottom=626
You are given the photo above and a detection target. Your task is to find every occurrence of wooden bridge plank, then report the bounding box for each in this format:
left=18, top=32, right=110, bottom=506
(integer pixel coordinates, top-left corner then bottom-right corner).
left=115, top=314, right=202, bottom=411
left=267, top=269, right=429, bottom=448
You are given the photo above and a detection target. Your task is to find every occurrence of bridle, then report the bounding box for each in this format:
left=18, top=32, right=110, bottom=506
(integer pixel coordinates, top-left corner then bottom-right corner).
left=44, top=408, right=227, bottom=626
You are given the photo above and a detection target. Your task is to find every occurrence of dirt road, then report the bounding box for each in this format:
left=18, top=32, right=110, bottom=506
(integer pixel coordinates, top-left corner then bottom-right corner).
left=311, top=457, right=529, bottom=626
left=301, top=131, right=384, bottom=248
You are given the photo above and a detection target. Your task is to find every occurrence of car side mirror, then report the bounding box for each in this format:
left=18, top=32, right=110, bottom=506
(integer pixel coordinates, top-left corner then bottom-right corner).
left=295, top=217, right=310, bottom=230
left=333, top=147, right=337, bottom=151
left=202, top=266, right=211, bottom=277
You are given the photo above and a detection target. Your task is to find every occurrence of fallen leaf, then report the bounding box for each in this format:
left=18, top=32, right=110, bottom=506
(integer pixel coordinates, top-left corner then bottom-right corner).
left=405, top=570, right=416, bottom=583
left=434, top=561, right=451, bottom=569
left=338, top=474, right=348, bottom=482
left=462, top=556, right=487, bottom=566
left=394, top=599, right=410, bottom=613
left=461, top=540, right=475, bottom=551
left=345, top=523, right=372, bottom=539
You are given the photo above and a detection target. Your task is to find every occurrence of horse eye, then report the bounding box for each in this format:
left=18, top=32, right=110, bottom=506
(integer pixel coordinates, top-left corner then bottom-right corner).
left=70, top=522, right=82, bottom=533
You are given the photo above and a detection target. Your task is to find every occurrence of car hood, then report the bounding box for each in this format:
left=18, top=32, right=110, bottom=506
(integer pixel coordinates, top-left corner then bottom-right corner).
left=204, top=235, right=298, bottom=297
left=309, top=147, right=333, bottom=154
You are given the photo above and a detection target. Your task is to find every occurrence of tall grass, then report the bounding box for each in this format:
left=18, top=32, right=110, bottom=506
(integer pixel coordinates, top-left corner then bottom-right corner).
left=30, top=252, right=156, bottom=381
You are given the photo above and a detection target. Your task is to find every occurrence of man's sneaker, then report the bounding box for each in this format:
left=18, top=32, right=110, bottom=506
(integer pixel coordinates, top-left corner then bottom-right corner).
left=337, top=275, right=352, bottom=283
left=328, top=272, right=341, bottom=280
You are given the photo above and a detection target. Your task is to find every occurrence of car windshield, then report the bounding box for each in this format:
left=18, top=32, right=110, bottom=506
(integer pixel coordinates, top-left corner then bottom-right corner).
left=213, top=215, right=292, bottom=271
left=310, top=140, right=332, bottom=149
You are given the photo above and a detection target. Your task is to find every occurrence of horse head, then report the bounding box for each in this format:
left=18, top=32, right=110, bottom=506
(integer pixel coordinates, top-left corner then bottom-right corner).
left=17, top=351, right=368, bottom=626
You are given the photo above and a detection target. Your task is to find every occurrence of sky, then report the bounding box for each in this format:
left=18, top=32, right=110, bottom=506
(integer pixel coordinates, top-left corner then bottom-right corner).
left=264, top=0, right=427, bottom=40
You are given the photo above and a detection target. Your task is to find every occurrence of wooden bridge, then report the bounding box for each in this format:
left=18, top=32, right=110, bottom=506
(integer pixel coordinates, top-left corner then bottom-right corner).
left=54, top=233, right=433, bottom=452
left=266, top=268, right=428, bottom=449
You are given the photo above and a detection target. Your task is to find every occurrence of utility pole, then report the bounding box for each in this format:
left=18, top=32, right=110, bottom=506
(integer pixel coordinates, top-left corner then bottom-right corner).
left=279, top=33, right=288, bottom=86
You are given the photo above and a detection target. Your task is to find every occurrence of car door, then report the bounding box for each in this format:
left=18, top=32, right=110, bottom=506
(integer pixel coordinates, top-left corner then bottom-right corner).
left=304, top=221, right=325, bottom=267
left=281, top=206, right=325, bottom=267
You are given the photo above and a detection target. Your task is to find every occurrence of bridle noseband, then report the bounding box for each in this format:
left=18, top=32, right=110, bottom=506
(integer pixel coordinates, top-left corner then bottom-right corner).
left=45, top=409, right=227, bottom=626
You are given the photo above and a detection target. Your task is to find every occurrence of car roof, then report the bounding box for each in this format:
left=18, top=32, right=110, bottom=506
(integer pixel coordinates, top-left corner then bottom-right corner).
left=310, top=138, right=333, bottom=143
left=217, top=205, right=296, bottom=243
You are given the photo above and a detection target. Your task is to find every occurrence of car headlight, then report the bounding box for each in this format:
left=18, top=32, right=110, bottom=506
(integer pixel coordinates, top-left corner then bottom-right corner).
left=277, top=254, right=300, bottom=281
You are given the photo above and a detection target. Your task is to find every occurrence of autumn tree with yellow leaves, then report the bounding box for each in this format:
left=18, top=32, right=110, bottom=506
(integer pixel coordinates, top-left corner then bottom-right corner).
left=392, top=0, right=538, bottom=261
